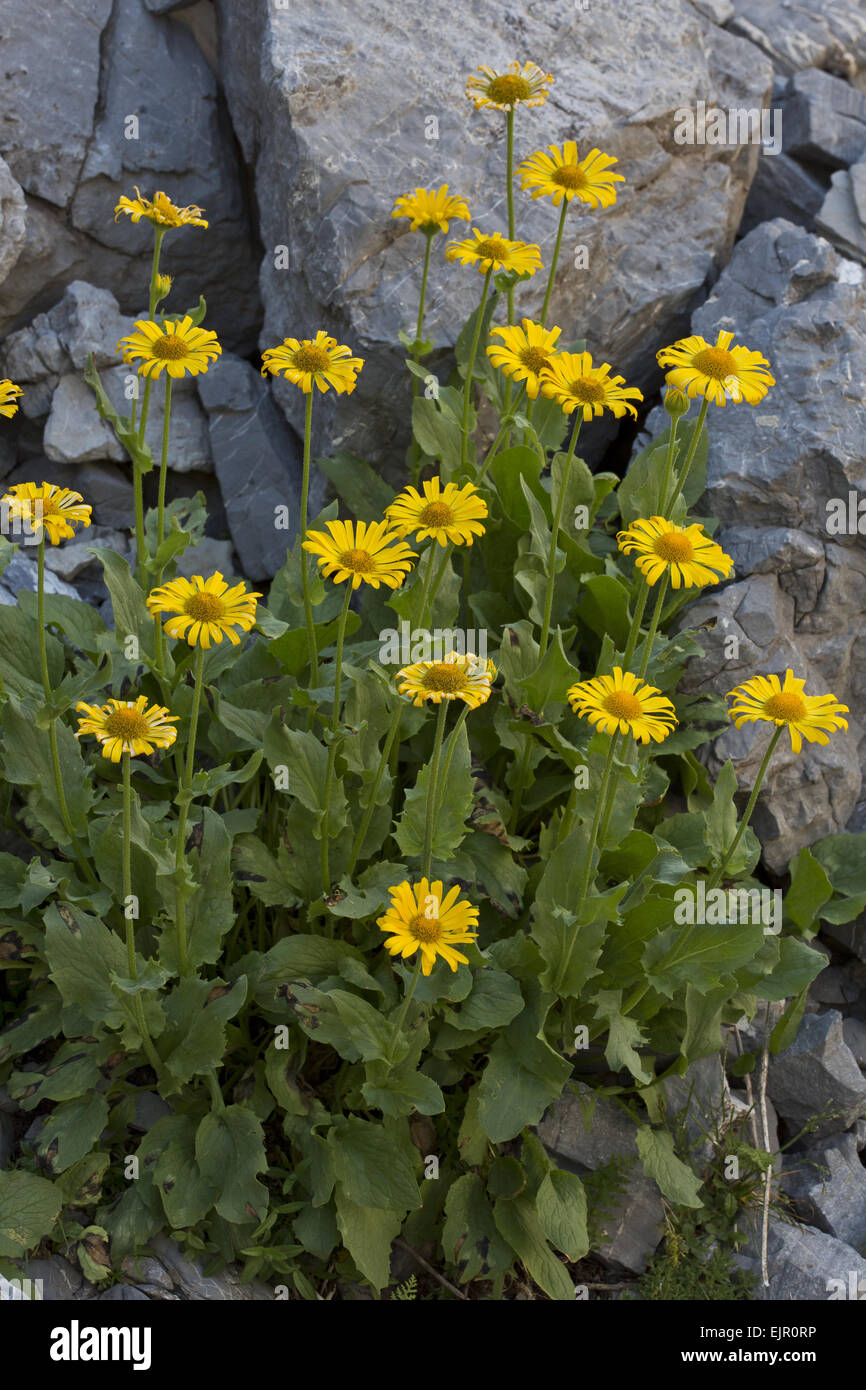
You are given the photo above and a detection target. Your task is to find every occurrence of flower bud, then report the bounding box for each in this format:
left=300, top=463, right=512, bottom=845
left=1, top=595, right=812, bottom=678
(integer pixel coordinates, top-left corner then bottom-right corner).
left=664, top=383, right=690, bottom=419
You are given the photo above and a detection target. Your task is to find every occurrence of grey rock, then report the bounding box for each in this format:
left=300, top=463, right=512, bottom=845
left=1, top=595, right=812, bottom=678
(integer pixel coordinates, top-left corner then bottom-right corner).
left=820, top=917, right=866, bottom=964
left=144, top=0, right=201, bottom=11
left=175, top=537, right=234, bottom=580
left=783, top=1132, right=866, bottom=1249
left=44, top=374, right=126, bottom=464
left=737, top=1217, right=866, bottom=1299
left=659, top=1055, right=732, bottom=1151
left=150, top=1235, right=273, bottom=1300
left=101, top=365, right=214, bottom=475
left=809, top=964, right=862, bottom=1007
left=767, top=1010, right=866, bottom=1137
left=538, top=1085, right=664, bottom=1272
left=855, top=1118, right=866, bottom=1150
left=688, top=0, right=734, bottom=23
left=69, top=0, right=259, bottom=353
left=216, top=0, right=771, bottom=467
left=15, top=1255, right=83, bottom=1301
left=0, top=0, right=113, bottom=207
left=729, top=2, right=866, bottom=77
left=120, top=1255, right=173, bottom=1292
left=842, top=1017, right=866, bottom=1068
left=3, top=280, right=127, bottom=410
left=45, top=528, right=130, bottom=582
left=1, top=552, right=80, bottom=600
left=0, top=156, right=27, bottom=290
left=816, top=164, right=866, bottom=263
left=53, top=462, right=134, bottom=531
left=99, top=1283, right=151, bottom=1301
left=739, top=153, right=827, bottom=239
left=782, top=69, right=866, bottom=171
left=197, top=354, right=302, bottom=581
left=0, top=1111, right=14, bottom=1168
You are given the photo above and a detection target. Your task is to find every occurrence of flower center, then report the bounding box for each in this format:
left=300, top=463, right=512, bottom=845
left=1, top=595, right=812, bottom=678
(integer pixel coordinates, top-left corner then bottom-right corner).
left=184, top=592, right=227, bottom=622
left=551, top=165, right=588, bottom=190
left=408, top=912, right=442, bottom=944
left=474, top=237, right=509, bottom=261
left=763, top=692, right=807, bottom=723
left=293, top=345, right=332, bottom=374
left=150, top=333, right=188, bottom=361
left=691, top=346, right=736, bottom=382
left=418, top=501, right=456, bottom=528
left=421, top=663, right=467, bottom=693
left=103, top=708, right=152, bottom=740
left=338, top=547, right=375, bottom=574
left=568, top=378, right=605, bottom=403
left=486, top=74, right=532, bottom=105
left=520, top=346, right=551, bottom=374
left=653, top=531, right=695, bottom=563
left=603, top=690, right=643, bottom=721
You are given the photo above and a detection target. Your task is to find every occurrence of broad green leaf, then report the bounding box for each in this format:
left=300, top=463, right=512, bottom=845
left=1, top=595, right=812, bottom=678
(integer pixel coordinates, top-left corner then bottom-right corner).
left=161, top=976, right=247, bottom=1086
left=196, top=1105, right=268, bottom=1225
left=315, top=450, right=395, bottom=520
left=1, top=696, right=94, bottom=843
left=536, top=1169, right=589, bottom=1262
left=394, top=719, right=473, bottom=860
left=263, top=718, right=346, bottom=837
left=593, top=989, right=653, bottom=1084
left=0, top=1170, right=62, bottom=1257
left=812, top=833, right=866, bottom=898
left=576, top=574, right=630, bottom=649
left=478, top=985, right=571, bottom=1142
left=327, top=1117, right=420, bottom=1215
left=334, top=1190, right=401, bottom=1292
left=493, top=1193, right=574, bottom=1300
left=441, top=969, right=523, bottom=1033
left=34, top=1093, right=110, bottom=1174
left=753, top=936, right=827, bottom=1001
left=233, top=835, right=301, bottom=909
left=154, top=1117, right=218, bottom=1228
left=643, top=919, right=764, bottom=996
left=92, top=548, right=154, bottom=658
left=442, top=1173, right=512, bottom=1283
left=635, top=1125, right=703, bottom=1208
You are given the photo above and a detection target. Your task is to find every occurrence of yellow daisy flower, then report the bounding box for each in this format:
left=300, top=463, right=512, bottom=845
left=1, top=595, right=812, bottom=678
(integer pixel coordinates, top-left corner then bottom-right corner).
left=392, top=185, right=471, bottom=235
left=487, top=318, right=562, bottom=399
left=517, top=143, right=624, bottom=209
left=726, top=671, right=849, bottom=755
left=567, top=667, right=677, bottom=744
left=540, top=351, right=643, bottom=420
left=396, top=651, right=497, bottom=709
left=261, top=331, right=364, bottom=395
left=657, top=330, right=774, bottom=407
left=445, top=228, right=542, bottom=278
left=114, top=187, right=208, bottom=229
left=75, top=697, right=179, bottom=763
left=617, top=517, right=734, bottom=590
left=118, top=316, right=222, bottom=380
left=0, top=380, right=23, bottom=418
left=385, top=478, right=487, bottom=547
left=378, top=878, right=479, bottom=976
left=147, top=572, right=261, bottom=648
left=302, top=520, right=416, bottom=590
left=1, top=482, right=91, bottom=546
left=465, top=61, right=553, bottom=111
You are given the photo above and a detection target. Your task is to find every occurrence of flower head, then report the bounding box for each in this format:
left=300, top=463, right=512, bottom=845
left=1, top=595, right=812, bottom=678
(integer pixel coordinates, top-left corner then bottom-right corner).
left=726, top=671, right=849, bottom=755
left=154, top=273, right=173, bottom=305
left=540, top=351, right=643, bottom=420
left=657, top=330, right=774, bottom=407
left=261, top=331, right=364, bottom=395
left=1, top=482, right=91, bottom=546
left=118, top=316, right=222, bottom=379
left=378, top=878, right=479, bottom=976
left=517, top=143, right=624, bottom=209
left=446, top=228, right=542, bottom=278
left=303, top=520, right=416, bottom=590
left=75, top=697, right=178, bottom=763
left=396, top=651, right=497, bottom=709
left=465, top=61, right=553, bottom=111
left=617, top=516, right=734, bottom=590
left=392, top=185, right=470, bottom=235
left=0, top=380, right=23, bottom=419
left=385, top=478, right=487, bottom=547
left=567, top=667, right=677, bottom=744
left=487, top=319, right=562, bottom=399
left=114, top=188, right=208, bottom=230
left=147, top=572, right=261, bottom=648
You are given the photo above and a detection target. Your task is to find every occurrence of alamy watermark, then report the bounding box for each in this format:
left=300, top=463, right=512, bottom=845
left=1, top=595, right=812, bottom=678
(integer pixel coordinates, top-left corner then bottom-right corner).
left=378, top=622, right=488, bottom=665
left=674, top=880, right=781, bottom=934
left=673, top=100, right=782, bottom=157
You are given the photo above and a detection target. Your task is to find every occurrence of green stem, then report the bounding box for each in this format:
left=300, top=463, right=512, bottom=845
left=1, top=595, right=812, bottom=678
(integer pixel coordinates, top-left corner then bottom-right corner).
left=540, top=199, right=568, bottom=328
left=671, top=396, right=708, bottom=507
left=148, top=228, right=166, bottom=318
left=637, top=572, right=669, bottom=682
left=300, top=390, right=319, bottom=689
left=122, top=752, right=163, bottom=1075
left=413, top=545, right=438, bottom=629
left=207, top=1068, right=226, bottom=1113
left=432, top=703, right=470, bottom=828
left=538, top=419, right=581, bottom=657
left=554, top=733, right=620, bottom=994
left=131, top=227, right=164, bottom=576
left=708, top=727, right=782, bottom=890
left=424, top=545, right=452, bottom=626
left=658, top=415, right=681, bottom=517
left=505, top=106, right=516, bottom=386
left=174, top=643, right=205, bottom=976
left=347, top=702, right=403, bottom=877
left=508, top=735, right=533, bottom=835
left=388, top=955, right=423, bottom=1065
left=410, top=232, right=435, bottom=470
left=320, top=583, right=353, bottom=898
left=460, top=267, right=494, bottom=473
left=621, top=583, right=650, bottom=671
left=421, top=701, right=448, bottom=878
left=476, top=383, right=527, bottom=485
left=156, top=374, right=172, bottom=552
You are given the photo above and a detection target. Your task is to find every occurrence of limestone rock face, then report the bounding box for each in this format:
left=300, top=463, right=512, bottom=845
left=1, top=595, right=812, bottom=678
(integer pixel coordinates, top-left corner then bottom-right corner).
left=214, top=0, right=772, bottom=466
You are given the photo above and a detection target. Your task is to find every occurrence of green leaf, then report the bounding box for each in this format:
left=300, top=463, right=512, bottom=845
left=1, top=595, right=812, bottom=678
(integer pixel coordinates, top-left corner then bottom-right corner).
left=753, top=936, right=827, bottom=1002
left=195, top=1105, right=269, bottom=1225
left=635, top=1126, right=703, bottom=1208
left=161, top=976, right=247, bottom=1086
left=183, top=808, right=237, bottom=969
left=233, top=835, right=301, bottom=909
left=704, top=760, right=738, bottom=866
left=442, top=1173, right=512, bottom=1283
left=643, top=919, right=764, bottom=996
left=769, top=987, right=808, bottom=1054
left=153, top=1117, right=218, bottom=1228
left=576, top=575, right=630, bottom=649
left=334, top=1190, right=401, bottom=1293
left=1, top=696, right=94, bottom=843
left=92, top=548, right=154, bottom=659
left=487, top=1155, right=526, bottom=1200
left=812, top=833, right=866, bottom=898
left=34, top=1093, right=110, bottom=1174
left=411, top=396, right=462, bottom=470
left=263, top=718, right=346, bottom=838
left=315, top=450, right=395, bottom=520
left=478, top=984, right=571, bottom=1142
left=0, top=1170, right=62, bottom=1257
left=441, top=968, right=524, bottom=1033
left=327, top=1117, right=420, bottom=1215
left=394, top=719, right=473, bottom=860
left=361, top=1063, right=444, bottom=1118
left=493, top=1193, right=574, bottom=1300
left=516, top=630, right=579, bottom=717
left=593, top=989, right=654, bottom=1085
left=536, top=1169, right=589, bottom=1262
